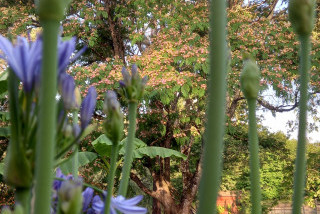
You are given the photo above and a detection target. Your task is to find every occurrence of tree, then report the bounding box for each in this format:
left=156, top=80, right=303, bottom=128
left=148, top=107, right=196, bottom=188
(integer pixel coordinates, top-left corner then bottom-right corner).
left=1, top=0, right=320, bottom=213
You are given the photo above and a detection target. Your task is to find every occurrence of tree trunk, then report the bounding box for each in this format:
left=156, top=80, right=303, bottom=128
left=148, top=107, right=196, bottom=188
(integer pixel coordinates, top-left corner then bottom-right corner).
left=105, top=0, right=126, bottom=64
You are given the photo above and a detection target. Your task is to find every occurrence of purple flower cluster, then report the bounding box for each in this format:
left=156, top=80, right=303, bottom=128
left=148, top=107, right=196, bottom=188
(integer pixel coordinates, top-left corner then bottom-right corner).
left=0, top=35, right=42, bottom=92
left=53, top=169, right=147, bottom=214
left=0, top=35, right=85, bottom=93
left=0, top=34, right=97, bottom=131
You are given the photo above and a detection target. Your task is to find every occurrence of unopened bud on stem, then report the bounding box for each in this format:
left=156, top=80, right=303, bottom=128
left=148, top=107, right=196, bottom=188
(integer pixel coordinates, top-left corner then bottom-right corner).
left=240, top=58, right=261, bottom=100
left=289, top=0, right=315, bottom=36
left=103, top=91, right=123, bottom=144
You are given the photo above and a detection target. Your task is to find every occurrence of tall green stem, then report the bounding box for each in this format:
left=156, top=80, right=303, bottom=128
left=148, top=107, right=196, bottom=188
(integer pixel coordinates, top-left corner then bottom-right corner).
left=198, top=0, right=227, bottom=213
left=104, top=144, right=120, bottom=214
left=15, top=188, right=31, bottom=214
left=248, top=98, right=262, bottom=214
left=292, top=35, right=311, bottom=214
left=6, top=70, right=32, bottom=212
left=118, top=102, right=137, bottom=196
left=72, top=111, right=79, bottom=178
left=34, top=20, right=59, bottom=214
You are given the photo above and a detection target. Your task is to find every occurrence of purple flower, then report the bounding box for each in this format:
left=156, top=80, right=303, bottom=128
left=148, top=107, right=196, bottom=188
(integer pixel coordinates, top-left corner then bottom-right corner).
left=92, top=193, right=147, bottom=214
left=112, top=195, right=147, bottom=214
left=0, top=34, right=86, bottom=93
left=53, top=168, right=73, bottom=191
left=60, top=73, right=77, bottom=110
left=82, top=187, right=94, bottom=212
left=58, top=37, right=86, bottom=76
left=0, top=35, right=42, bottom=92
left=80, top=86, right=97, bottom=130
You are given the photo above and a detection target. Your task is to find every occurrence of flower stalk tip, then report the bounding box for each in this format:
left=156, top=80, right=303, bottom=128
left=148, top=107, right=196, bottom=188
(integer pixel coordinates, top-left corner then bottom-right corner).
left=240, top=58, right=260, bottom=100
left=289, top=0, right=315, bottom=36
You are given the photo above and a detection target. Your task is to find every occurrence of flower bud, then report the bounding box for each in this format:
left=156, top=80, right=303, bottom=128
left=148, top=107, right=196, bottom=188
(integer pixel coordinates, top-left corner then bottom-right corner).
left=63, top=124, right=73, bottom=138
left=121, top=67, right=131, bottom=86
left=118, top=65, right=148, bottom=103
left=80, top=87, right=97, bottom=130
left=61, top=74, right=78, bottom=111
left=58, top=180, right=83, bottom=214
left=4, top=140, right=32, bottom=188
left=103, top=91, right=123, bottom=144
left=240, top=59, right=260, bottom=100
left=289, top=0, right=315, bottom=36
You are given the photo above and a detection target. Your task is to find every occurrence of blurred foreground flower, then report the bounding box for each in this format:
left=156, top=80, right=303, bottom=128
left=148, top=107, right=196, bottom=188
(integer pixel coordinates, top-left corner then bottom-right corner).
left=91, top=193, right=147, bottom=214
left=80, top=86, right=97, bottom=130
left=53, top=169, right=147, bottom=214
left=0, top=35, right=42, bottom=92
left=0, top=34, right=86, bottom=93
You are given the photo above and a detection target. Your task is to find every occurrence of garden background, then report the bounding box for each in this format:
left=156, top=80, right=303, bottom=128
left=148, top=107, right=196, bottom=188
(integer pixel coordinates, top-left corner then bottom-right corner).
left=0, top=0, right=319, bottom=213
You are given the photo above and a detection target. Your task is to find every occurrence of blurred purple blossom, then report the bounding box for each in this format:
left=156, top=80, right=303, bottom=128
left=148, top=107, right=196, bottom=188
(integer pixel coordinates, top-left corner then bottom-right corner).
left=80, top=86, right=97, bottom=130
left=91, top=193, right=147, bottom=214
left=0, top=35, right=42, bottom=92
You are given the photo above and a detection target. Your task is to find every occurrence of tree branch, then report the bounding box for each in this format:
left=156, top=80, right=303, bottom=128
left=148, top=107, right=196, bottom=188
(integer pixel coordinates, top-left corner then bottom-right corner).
left=130, top=172, right=156, bottom=198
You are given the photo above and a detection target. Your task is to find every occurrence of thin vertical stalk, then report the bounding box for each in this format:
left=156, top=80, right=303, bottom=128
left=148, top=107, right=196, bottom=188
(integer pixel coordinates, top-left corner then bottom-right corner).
left=248, top=98, right=262, bottom=214
left=104, top=144, right=120, bottom=214
left=118, top=102, right=137, bottom=196
left=292, top=35, right=311, bottom=214
left=15, top=188, right=30, bottom=214
left=34, top=20, right=59, bottom=214
left=72, top=111, right=79, bottom=178
left=198, top=0, right=227, bottom=213
left=7, top=70, right=32, bottom=213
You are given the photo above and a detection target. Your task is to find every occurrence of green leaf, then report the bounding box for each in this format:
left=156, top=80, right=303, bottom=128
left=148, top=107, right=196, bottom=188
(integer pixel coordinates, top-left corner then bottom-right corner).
left=160, top=93, right=170, bottom=105
left=118, top=138, right=147, bottom=155
left=132, top=147, right=187, bottom=160
left=92, top=134, right=113, bottom=157
left=59, top=152, right=97, bottom=174
left=0, top=127, right=10, bottom=137
left=0, top=111, right=10, bottom=121
left=181, top=84, right=190, bottom=97
left=0, top=71, right=8, bottom=81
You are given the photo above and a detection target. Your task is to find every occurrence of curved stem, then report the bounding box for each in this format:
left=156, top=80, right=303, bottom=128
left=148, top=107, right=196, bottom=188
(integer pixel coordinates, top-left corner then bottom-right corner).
left=292, top=35, right=311, bottom=214
left=118, top=102, right=137, bottom=196
left=104, top=144, right=120, bottom=214
left=248, top=98, right=262, bottom=214
left=198, top=0, right=227, bottom=213
left=34, top=20, right=59, bottom=214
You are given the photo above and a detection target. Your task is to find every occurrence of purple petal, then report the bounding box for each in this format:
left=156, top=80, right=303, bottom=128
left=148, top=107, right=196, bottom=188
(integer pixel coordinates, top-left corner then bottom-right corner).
left=111, top=195, right=147, bottom=214
left=92, top=195, right=104, bottom=213
left=80, top=87, right=97, bottom=130
left=61, top=73, right=77, bottom=110
left=118, top=195, right=143, bottom=206
left=58, top=37, right=77, bottom=75
left=82, top=187, right=94, bottom=211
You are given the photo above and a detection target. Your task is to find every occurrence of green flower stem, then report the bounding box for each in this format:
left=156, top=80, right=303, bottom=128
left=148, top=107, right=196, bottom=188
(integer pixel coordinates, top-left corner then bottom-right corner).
left=292, top=35, right=311, bottom=214
left=248, top=98, right=262, bottom=214
left=72, top=111, right=79, bottom=178
left=104, top=144, right=120, bottom=214
left=198, top=0, right=227, bottom=213
left=34, top=20, right=59, bottom=214
left=15, top=188, right=30, bottom=214
left=118, top=102, right=138, bottom=196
